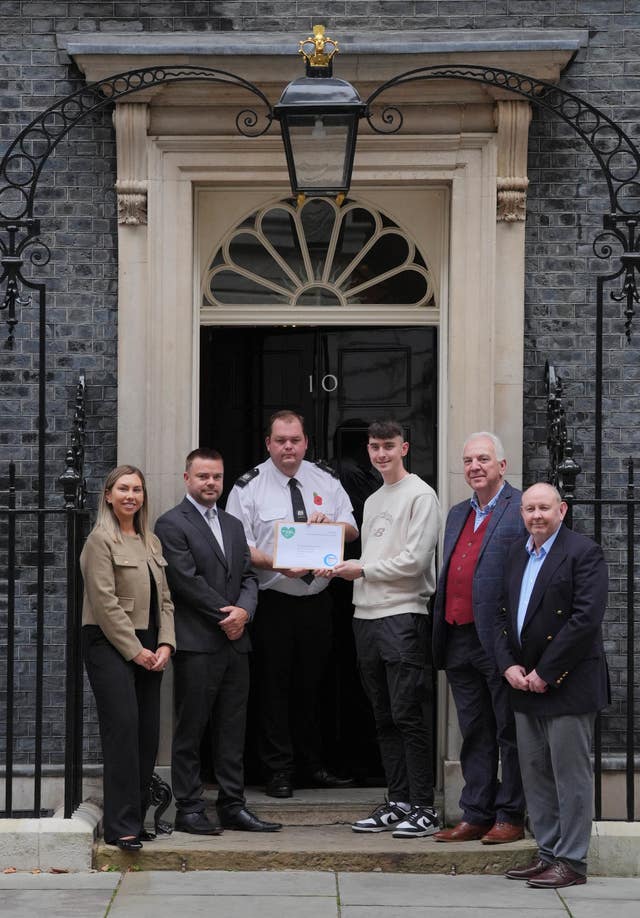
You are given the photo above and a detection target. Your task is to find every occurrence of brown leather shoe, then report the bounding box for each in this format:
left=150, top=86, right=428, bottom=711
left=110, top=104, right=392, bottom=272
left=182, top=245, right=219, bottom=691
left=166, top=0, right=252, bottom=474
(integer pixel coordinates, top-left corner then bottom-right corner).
left=433, top=821, right=488, bottom=842
left=527, top=861, right=587, bottom=889
left=505, top=859, right=550, bottom=880
left=481, top=822, right=525, bottom=844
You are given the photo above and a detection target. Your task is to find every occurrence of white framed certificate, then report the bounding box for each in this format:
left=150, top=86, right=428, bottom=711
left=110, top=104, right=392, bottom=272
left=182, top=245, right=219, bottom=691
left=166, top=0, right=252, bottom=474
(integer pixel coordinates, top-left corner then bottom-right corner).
left=272, top=522, right=345, bottom=569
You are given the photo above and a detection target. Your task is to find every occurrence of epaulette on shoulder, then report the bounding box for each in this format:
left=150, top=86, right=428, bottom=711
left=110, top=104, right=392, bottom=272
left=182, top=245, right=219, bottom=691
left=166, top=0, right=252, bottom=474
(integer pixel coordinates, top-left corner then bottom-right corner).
left=314, top=459, right=340, bottom=479
left=235, top=467, right=260, bottom=488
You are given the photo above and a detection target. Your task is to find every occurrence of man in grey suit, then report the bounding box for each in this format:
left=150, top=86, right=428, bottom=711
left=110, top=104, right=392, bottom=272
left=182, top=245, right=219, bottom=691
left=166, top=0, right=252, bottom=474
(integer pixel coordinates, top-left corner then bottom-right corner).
left=432, top=432, right=526, bottom=843
left=497, top=483, right=609, bottom=888
left=155, top=448, right=281, bottom=834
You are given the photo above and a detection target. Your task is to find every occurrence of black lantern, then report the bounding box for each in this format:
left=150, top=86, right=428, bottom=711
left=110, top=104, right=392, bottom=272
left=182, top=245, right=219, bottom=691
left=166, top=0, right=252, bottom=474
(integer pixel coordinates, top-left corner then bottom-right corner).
left=274, top=25, right=366, bottom=202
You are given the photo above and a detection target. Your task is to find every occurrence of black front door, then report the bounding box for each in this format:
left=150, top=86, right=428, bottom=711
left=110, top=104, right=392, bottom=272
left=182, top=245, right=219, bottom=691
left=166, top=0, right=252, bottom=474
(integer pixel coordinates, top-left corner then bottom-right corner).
left=200, top=325, right=437, bottom=783
left=200, top=325, right=437, bottom=489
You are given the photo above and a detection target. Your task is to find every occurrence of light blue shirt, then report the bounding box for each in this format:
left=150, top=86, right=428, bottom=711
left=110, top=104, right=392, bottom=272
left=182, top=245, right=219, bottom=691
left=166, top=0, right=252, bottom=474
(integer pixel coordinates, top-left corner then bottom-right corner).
left=516, top=527, right=562, bottom=641
left=470, top=482, right=505, bottom=532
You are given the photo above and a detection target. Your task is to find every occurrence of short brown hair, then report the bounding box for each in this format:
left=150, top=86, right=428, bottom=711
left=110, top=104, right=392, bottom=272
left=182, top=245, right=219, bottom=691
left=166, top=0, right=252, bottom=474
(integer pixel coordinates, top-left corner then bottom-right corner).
left=185, top=447, right=223, bottom=471
left=368, top=419, right=405, bottom=441
left=266, top=410, right=306, bottom=437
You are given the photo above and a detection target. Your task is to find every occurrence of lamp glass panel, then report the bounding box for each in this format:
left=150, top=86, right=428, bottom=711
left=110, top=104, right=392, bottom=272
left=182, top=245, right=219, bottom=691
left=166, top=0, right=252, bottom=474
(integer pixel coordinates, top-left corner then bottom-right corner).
left=286, top=114, right=352, bottom=191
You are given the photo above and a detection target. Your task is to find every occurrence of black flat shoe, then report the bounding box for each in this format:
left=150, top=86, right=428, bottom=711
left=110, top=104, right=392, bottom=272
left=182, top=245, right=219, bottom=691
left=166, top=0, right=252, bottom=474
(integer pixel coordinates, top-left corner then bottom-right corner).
left=138, top=829, right=156, bottom=841
left=114, top=837, right=143, bottom=851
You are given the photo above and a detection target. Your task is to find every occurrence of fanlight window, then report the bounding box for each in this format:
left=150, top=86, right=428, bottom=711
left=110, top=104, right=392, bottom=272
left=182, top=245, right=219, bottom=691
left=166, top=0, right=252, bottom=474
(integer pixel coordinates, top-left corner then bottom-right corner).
left=202, top=198, right=435, bottom=310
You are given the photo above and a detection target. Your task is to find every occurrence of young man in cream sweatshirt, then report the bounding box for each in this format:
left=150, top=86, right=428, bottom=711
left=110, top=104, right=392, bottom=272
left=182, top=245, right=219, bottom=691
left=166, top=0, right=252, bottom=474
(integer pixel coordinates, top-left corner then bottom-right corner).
left=324, top=419, right=441, bottom=837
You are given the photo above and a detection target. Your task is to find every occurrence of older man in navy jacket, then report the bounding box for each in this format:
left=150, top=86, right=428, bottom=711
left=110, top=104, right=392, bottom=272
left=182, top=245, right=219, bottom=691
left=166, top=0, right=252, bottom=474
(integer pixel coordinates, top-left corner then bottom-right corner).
left=497, top=483, right=609, bottom=889
left=432, top=432, right=525, bottom=844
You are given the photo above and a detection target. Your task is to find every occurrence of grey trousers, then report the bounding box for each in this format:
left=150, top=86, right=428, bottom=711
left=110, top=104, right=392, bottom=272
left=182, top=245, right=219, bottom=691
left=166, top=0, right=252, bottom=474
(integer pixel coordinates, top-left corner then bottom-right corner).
left=514, top=710, right=596, bottom=874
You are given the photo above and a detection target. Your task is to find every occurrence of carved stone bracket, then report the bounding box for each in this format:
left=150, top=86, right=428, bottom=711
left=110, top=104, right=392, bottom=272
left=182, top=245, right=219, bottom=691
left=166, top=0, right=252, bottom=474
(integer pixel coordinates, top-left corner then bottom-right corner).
left=113, top=103, right=149, bottom=226
left=115, top=179, right=148, bottom=224
left=494, top=100, right=532, bottom=222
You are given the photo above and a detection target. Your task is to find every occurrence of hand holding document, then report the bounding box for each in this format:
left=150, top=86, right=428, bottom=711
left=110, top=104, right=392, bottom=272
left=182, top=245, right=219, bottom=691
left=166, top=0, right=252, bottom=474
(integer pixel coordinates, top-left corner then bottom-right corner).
left=273, top=522, right=345, bottom=570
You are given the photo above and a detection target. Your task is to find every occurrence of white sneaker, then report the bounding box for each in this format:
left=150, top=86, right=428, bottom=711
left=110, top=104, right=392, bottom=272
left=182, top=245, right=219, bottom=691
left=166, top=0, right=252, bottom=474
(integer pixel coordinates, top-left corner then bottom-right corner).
left=392, top=806, right=440, bottom=838
left=351, top=801, right=411, bottom=833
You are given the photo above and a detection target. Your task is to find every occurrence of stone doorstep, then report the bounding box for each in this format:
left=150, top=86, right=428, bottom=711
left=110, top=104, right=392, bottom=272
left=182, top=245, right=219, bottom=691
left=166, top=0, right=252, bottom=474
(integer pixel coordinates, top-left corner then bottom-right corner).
left=2, top=796, right=639, bottom=877
left=0, top=802, right=101, bottom=873
left=94, top=824, right=539, bottom=875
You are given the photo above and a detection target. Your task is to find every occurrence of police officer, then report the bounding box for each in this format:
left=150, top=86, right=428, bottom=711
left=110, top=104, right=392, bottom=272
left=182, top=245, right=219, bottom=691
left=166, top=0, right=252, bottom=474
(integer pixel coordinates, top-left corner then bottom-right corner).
left=226, top=409, right=358, bottom=797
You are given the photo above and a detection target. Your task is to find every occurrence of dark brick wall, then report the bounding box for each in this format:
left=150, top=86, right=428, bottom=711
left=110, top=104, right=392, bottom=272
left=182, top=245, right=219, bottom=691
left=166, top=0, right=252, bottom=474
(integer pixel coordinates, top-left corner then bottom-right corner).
left=1, top=2, right=638, bottom=767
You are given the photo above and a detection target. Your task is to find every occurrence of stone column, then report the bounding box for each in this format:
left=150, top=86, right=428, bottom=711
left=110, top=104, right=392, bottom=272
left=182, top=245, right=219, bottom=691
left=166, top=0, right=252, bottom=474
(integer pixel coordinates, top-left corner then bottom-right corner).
left=494, top=99, right=531, bottom=489
left=113, top=103, right=150, bottom=473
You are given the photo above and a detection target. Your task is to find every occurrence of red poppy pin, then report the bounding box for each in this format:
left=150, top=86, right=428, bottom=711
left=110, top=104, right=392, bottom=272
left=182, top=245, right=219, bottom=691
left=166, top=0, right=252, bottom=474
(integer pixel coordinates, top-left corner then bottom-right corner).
left=313, top=492, right=323, bottom=506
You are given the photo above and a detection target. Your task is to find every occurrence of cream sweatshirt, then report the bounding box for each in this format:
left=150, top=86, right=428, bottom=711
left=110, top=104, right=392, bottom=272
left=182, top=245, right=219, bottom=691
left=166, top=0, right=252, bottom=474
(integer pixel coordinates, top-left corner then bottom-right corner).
left=353, top=473, right=441, bottom=619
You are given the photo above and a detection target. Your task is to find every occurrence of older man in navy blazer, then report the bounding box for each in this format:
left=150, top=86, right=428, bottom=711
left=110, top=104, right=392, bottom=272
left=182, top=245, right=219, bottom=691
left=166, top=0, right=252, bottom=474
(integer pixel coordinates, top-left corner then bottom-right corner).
left=156, top=448, right=281, bottom=835
left=432, top=432, right=526, bottom=844
left=497, top=483, right=609, bottom=889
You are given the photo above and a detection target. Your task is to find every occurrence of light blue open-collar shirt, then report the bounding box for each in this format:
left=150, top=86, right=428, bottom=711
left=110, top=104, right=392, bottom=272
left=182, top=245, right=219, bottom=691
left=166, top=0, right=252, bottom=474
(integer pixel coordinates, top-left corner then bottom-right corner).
left=516, top=526, right=562, bottom=641
left=470, top=482, right=505, bottom=532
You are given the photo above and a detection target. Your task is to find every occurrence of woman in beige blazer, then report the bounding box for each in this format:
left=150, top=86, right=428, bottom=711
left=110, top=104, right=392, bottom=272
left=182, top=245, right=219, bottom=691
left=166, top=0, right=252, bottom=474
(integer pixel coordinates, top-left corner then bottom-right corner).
left=81, top=465, right=175, bottom=851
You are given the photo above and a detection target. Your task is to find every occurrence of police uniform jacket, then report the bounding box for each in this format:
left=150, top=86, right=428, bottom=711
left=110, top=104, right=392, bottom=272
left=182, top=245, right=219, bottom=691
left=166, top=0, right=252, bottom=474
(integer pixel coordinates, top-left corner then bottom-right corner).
left=225, top=457, right=357, bottom=596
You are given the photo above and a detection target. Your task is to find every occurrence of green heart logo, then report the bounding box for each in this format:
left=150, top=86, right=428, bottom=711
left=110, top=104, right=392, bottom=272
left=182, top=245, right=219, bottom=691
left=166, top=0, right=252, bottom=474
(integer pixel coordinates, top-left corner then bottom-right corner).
left=281, top=526, right=295, bottom=539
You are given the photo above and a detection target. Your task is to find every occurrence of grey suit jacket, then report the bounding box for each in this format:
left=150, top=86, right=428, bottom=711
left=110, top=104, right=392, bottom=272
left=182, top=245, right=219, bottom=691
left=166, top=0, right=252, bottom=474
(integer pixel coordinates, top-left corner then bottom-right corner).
left=155, top=497, right=258, bottom=654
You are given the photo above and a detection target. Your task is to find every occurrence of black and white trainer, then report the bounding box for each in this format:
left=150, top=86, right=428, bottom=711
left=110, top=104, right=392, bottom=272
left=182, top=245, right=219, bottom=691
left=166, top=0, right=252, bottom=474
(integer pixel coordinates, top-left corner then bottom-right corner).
left=351, top=801, right=411, bottom=833
left=392, top=806, right=440, bottom=838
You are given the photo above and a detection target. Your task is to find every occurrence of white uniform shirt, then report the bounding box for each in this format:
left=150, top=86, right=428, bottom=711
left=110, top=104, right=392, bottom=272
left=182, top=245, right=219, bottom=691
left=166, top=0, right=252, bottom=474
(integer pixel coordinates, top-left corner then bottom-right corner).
left=225, top=458, right=357, bottom=596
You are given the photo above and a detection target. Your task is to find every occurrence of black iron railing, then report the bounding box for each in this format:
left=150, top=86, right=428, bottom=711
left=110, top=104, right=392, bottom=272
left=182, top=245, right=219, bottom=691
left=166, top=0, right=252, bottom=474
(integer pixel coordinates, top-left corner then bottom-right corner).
left=1, top=374, right=88, bottom=819
left=546, top=364, right=638, bottom=822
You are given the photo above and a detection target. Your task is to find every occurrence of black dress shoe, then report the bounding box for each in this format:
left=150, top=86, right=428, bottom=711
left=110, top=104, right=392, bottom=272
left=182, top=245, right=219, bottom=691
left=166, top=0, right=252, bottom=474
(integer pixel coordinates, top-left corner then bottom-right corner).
left=309, top=768, right=354, bottom=789
left=265, top=771, right=293, bottom=798
left=138, top=829, right=156, bottom=841
left=174, top=811, right=223, bottom=835
left=219, top=807, right=282, bottom=832
left=113, top=837, right=143, bottom=851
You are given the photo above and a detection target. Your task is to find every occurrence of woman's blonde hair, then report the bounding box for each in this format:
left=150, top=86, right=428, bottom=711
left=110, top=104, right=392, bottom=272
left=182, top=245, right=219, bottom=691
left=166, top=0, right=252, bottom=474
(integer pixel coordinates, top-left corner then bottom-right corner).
left=94, top=465, right=153, bottom=548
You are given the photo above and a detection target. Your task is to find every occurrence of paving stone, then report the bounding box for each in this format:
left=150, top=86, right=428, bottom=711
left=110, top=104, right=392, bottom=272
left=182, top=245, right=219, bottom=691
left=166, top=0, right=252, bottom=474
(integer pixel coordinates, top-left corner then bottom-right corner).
left=338, top=872, right=569, bottom=907
left=559, top=875, right=640, bottom=900
left=557, top=900, right=640, bottom=918
left=108, top=893, right=339, bottom=918
left=340, top=908, right=567, bottom=918
left=0, top=872, right=119, bottom=889
left=119, top=868, right=336, bottom=896
left=0, top=889, right=115, bottom=918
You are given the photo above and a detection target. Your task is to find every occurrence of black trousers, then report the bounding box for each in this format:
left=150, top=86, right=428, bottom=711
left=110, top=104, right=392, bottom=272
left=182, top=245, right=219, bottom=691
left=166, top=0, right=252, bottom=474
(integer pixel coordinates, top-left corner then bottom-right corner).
left=445, top=622, right=525, bottom=826
left=353, top=613, right=434, bottom=806
left=171, top=647, right=249, bottom=815
left=83, top=626, right=162, bottom=843
left=251, top=588, right=332, bottom=776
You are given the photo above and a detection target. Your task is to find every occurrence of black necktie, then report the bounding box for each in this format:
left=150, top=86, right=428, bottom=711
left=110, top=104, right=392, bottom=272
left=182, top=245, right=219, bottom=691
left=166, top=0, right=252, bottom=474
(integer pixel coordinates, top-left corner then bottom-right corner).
left=288, top=478, right=314, bottom=584
left=288, top=478, right=307, bottom=522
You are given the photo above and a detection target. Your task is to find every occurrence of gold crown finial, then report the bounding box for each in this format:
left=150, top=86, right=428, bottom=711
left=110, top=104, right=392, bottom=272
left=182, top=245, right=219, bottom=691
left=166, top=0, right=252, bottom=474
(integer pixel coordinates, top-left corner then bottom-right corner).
left=299, top=24, right=339, bottom=69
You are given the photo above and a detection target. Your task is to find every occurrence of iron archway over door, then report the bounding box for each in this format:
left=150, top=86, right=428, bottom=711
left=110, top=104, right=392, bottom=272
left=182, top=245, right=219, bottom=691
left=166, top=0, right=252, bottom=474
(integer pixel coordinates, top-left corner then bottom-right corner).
left=1, top=62, right=638, bottom=506
left=1, top=60, right=639, bottom=818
